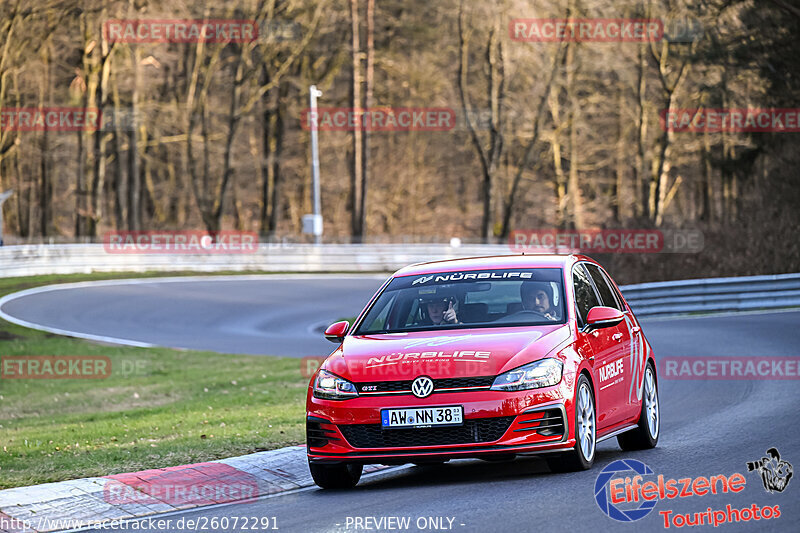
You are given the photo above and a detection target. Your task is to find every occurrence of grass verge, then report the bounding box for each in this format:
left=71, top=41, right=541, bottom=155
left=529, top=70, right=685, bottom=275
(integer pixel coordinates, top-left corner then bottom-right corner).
left=0, top=272, right=310, bottom=490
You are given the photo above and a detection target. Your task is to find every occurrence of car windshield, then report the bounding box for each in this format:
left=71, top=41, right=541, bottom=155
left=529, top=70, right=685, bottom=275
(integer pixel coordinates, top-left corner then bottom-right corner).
left=354, top=268, right=566, bottom=334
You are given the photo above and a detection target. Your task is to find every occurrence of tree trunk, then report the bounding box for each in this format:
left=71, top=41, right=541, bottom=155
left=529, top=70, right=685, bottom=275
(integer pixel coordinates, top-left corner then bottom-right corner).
left=634, top=42, right=648, bottom=220
left=141, top=126, right=165, bottom=223
left=259, top=64, right=273, bottom=234
left=349, top=0, right=363, bottom=240
left=111, top=81, right=125, bottom=230
left=499, top=40, right=564, bottom=238
left=648, top=36, right=690, bottom=226
left=613, top=80, right=625, bottom=223
left=212, top=56, right=245, bottom=232
left=457, top=0, right=502, bottom=242
left=269, top=85, right=286, bottom=234
left=0, top=1, right=21, bottom=238
left=650, top=92, right=673, bottom=226
left=165, top=152, right=179, bottom=225
left=75, top=103, right=86, bottom=237
left=127, top=47, right=141, bottom=231
left=548, top=92, right=567, bottom=227
left=14, top=148, right=28, bottom=237
left=699, top=126, right=712, bottom=222
left=565, top=40, right=583, bottom=229
left=358, top=0, right=374, bottom=239
left=89, top=29, right=112, bottom=236
left=75, top=12, right=93, bottom=237
left=39, top=43, right=53, bottom=236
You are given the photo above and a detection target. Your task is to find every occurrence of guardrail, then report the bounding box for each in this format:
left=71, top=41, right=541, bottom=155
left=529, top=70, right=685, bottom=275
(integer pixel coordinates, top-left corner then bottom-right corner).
left=0, top=243, right=797, bottom=318
left=620, top=273, right=800, bottom=317
left=0, top=243, right=509, bottom=278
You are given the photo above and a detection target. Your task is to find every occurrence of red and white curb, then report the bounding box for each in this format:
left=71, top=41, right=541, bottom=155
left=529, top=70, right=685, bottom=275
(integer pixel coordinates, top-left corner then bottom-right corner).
left=0, top=445, right=389, bottom=533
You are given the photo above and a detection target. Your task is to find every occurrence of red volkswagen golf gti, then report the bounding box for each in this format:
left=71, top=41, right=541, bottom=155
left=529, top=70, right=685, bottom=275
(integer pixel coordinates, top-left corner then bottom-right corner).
left=306, top=255, right=660, bottom=488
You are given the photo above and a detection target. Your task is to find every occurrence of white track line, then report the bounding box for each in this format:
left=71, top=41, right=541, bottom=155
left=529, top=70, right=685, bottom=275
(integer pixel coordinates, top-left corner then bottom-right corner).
left=0, top=274, right=387, bottom=348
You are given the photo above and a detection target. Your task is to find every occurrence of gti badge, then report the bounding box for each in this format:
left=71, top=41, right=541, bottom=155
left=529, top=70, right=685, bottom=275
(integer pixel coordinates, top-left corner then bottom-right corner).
left=411, top=376, right=434, bottom=398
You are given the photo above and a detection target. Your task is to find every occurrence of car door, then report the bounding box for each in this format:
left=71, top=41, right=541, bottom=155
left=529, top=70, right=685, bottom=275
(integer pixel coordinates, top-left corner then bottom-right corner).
left=598, top=266, right=647, bottom=422
left=584, top=263, right=632, bottom=427
left=572, top=264, right=618, bottom=430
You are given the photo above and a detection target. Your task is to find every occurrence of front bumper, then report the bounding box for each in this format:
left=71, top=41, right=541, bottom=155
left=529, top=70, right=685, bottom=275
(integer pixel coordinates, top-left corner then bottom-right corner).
left=306, top=385, right=576, bottom=464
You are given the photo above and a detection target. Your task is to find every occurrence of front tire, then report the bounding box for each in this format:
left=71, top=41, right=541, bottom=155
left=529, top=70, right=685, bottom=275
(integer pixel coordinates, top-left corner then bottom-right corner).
left=547, top=374, right=595, bottom=472
left=618, top=362, right=659, bottom=451
left=309, top=460, right=363, bottom=489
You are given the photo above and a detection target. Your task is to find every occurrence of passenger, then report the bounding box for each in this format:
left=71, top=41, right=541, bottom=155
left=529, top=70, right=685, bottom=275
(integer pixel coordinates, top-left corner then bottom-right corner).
left=520, top=281, right=559, bottom=320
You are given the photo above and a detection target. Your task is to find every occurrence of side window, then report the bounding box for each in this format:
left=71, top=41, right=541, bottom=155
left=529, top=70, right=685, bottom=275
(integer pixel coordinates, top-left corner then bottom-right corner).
left=585, top=264, right=622, bottom=311
left=572, top=265, right=600, bottom=325
left=601, top=268, right=627, bottom=311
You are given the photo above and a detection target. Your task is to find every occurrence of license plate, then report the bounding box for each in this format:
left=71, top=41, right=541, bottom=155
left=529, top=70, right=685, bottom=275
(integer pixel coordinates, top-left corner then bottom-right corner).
left=381, top=406, right=463, bottom=429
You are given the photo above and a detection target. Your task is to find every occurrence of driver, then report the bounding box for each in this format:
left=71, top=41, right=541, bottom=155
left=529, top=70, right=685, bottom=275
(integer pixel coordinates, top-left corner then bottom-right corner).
left=520, top=281, right=559, bottom=321
left=420, top=296, right=459, bottom=325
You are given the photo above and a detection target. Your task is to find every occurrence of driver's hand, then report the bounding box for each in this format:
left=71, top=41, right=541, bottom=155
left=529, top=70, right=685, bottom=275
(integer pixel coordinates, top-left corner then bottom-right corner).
left=443, top=301, right=458, bottom=323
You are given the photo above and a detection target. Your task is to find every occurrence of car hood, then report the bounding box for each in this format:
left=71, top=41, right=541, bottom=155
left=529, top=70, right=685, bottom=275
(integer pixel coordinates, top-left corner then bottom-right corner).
left=323, top=325, right=572, bottom=382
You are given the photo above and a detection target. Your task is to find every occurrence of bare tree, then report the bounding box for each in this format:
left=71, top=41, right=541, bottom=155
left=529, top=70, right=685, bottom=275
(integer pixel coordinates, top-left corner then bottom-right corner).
left=349, top=0, right=363, bottom=240
left=457, top=0, right=504, bottom=242
left=0, top=0, right=24, bottom=236
left=357, top=0, right=374, bottom=239
left=647, top=2, right=693, bottom=225
left=499, top=41, right=565, bottom=237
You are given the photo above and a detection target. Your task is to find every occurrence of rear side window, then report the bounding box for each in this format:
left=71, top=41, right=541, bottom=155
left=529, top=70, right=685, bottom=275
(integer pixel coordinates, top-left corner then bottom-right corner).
left=601, top=268, right=627, bottom=311
left=572, top=265, right=600, bottom=325
left=585, top=264, right=622, bottom=311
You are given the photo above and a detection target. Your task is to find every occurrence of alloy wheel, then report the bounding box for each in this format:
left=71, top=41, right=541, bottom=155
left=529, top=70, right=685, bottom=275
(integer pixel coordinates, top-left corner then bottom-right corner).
left=577, top=382, right=595, bottom=461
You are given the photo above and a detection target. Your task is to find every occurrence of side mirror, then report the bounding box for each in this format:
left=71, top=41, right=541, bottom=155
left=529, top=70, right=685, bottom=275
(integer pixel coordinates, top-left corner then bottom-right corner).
left=583, top=306, right=624, bottom=333
left=324, top=320, right=350, bottom=343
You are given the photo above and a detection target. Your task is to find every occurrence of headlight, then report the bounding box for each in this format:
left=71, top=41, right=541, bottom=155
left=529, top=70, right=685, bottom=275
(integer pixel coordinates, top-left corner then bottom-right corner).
left=490, top=358, right=563, bottom=391
left=313, top=369, right=359, bottom=400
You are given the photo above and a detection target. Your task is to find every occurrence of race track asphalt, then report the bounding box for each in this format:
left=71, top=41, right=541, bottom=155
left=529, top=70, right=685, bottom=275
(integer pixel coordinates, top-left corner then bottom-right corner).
left=0, top=276, right=387, bottom=357
left=1, top=276, right=797, bottom=532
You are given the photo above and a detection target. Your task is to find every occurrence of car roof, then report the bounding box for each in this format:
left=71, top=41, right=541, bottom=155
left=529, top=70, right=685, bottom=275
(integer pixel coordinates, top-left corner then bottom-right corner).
left=393, top=254, right=596, bottom=277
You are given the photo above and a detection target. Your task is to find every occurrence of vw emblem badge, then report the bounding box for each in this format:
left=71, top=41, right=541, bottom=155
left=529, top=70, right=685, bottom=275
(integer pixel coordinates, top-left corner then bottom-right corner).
left=411, top=376, right=434, bottom=398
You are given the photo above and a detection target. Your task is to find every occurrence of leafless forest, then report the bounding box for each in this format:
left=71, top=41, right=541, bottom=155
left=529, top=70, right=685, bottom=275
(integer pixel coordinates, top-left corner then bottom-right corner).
left=0, top=0, right=798, bottom=282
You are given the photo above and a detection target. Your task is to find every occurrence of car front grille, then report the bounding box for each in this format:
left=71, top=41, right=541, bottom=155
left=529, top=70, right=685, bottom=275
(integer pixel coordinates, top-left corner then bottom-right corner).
left=355, top=376, right=495, bottom=395
left=338, top=416, right=515, bottom=448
